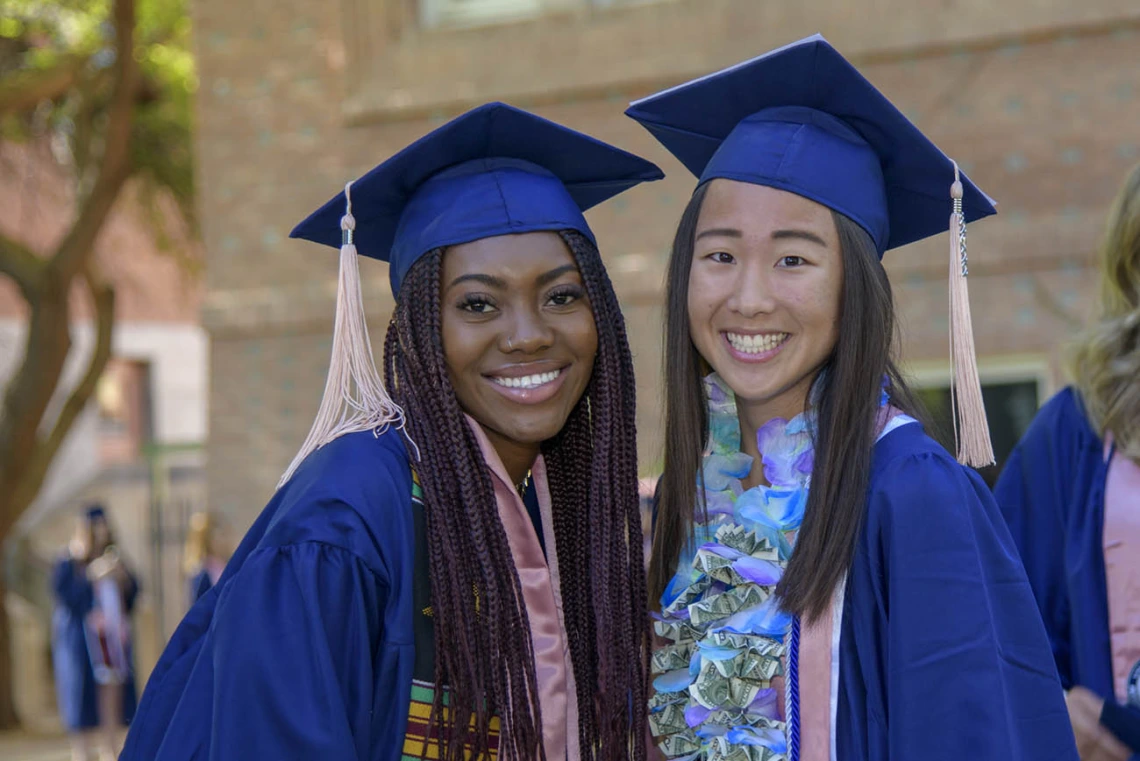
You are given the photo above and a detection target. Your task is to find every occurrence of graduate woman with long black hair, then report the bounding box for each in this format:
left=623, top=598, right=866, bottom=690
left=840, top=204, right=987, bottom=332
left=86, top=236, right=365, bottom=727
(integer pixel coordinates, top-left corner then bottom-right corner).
left=995, top=162, right=1140, bottom=761
left=121, top=103, right=661, bottom=761
left=632, top=36, right=1077, bottom=761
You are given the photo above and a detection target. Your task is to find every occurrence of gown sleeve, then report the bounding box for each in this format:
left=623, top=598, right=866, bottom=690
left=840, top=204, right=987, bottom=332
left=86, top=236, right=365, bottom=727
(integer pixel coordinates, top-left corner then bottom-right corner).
left=52, top=557, right=93, bottom=614
left=991, top=392, right=1095, bottom=690
left=200, top=541, right=388, bottom=760
left=869, top=451, right=1078, bottom=760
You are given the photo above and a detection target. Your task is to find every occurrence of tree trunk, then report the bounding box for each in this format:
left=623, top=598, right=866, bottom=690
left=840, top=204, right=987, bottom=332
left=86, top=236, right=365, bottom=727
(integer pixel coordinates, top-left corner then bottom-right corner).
left=0, top=546, right=20, bottom=729
left=0, top=0, right=137, bottom=731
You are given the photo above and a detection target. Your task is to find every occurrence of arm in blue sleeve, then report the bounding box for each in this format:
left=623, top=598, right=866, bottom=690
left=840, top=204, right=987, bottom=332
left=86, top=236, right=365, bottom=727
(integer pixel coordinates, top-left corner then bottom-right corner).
left=206, top=542, right=387, bottom=761
left=52, top=558, right=93, bottom=615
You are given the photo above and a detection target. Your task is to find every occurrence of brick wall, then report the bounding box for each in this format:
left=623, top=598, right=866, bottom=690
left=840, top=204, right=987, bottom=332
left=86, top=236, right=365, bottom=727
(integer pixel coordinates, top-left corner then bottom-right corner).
left=193, top=0, right=1140, bottom=523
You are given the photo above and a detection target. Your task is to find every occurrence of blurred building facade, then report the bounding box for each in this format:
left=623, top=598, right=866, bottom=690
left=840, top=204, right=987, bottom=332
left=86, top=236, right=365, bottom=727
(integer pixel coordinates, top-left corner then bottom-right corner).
left=192, top=0, right=1140, bottom=524
left=0, top=139, right=208, bottom=726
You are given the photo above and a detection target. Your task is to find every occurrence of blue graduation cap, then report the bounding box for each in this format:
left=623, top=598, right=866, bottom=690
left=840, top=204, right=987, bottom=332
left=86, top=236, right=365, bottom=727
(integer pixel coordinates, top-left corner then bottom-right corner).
left=291, top=101, right=663, bottom=294
left=625, top=34, right=996, bottom=255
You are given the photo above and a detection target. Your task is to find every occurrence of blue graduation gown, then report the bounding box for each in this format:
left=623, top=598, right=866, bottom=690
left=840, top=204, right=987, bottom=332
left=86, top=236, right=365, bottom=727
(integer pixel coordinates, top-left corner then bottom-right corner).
left=51, top=556, right=139, bottom=731
left=835, top=421, right=1077, bottom=759
left=993, top=388, right=1112, bottom=695
left=994, top=387, right=1140, bottom=755
left=121, top=429, right=417, bottom=761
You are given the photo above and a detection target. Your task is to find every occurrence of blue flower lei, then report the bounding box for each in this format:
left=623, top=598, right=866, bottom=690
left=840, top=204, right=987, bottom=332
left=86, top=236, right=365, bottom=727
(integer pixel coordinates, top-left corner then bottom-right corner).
left=648, top=374, right=889, bottom=761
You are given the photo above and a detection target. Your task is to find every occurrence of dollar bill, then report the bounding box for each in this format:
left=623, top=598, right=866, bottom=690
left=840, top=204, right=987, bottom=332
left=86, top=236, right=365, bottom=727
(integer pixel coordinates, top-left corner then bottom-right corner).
left=652, top=642, right=694, bottom=674
left=648, top=703, right=690, bottom=738
left=656, top=729, right=701, bottom=756
left=689, top=584, right=766, bottom=627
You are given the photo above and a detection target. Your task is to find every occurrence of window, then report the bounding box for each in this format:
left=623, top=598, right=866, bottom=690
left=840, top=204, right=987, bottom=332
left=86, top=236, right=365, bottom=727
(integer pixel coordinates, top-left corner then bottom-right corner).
left=914, top=380, right=1041, bottom=488
left=418, top=0, right=661, bottom=29
left=420, top=0, right=550, bottom=28
left=96, top=359, right=154, bottom=465
left=903, top=356, right=1052, bottom=488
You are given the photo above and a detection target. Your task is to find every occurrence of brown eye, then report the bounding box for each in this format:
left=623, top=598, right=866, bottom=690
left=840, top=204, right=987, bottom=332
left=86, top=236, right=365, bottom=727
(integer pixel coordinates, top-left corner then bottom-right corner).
left=706, top=251, right=735, bottom=264
left=546, top=285, right=585, bottom=307
left=458, top=295, right=497, bottom=314
left=778, top=255, right=805, bottom=267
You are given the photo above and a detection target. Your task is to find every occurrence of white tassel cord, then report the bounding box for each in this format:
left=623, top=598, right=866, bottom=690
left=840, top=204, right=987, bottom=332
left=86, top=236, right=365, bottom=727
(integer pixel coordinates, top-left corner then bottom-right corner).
left=947, top=163, right=996, bottom=468
left=278, top=182, right=406, bottom=487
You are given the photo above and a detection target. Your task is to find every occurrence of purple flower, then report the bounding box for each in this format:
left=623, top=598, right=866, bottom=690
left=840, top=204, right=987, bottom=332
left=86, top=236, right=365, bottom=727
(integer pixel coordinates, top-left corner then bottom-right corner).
left=684, top=704, right=712, bottom=728
left=732, top=556, right=783, bottom=586
left=756, top=416, right=813, bottom=488
left=745, top=688, right=780, bottom=720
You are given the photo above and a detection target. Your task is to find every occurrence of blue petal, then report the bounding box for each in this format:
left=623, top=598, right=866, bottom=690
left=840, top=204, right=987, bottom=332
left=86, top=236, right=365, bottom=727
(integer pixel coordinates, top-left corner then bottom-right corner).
left=745, top=688, right=780, bottom=720
left=703, top=453, right=753, bottom=491
left=661, top=572, right=691, bottom=609
left=698, top=542, right=743, bottom=560
left=653, top=668, right=695, bottom=693
left=732, top=556, right=783, bottom=586
left=726, top=725, right=787, bottom=752
left=704, top=489, right=737, bottom=518
left=713, top=597, right=793, bottom=637
left=684, top=704, right=712, bottom=728
left=696, top=643, right=743, bottom=661
left=736, top=486, right=806, bottom=531
left=694, top=722, right=730, bottom=739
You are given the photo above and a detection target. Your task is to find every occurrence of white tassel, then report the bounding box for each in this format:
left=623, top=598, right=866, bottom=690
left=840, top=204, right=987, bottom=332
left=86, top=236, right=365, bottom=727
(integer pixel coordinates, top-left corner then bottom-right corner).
left=947, top=163, right=995, bottom=468
left=278, top=181, right=405, bottom=487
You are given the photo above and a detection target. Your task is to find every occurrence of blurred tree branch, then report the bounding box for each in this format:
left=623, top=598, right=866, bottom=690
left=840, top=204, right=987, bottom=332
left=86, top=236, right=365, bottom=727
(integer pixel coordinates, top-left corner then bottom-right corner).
left=0, top=232, right=44, bottom=299
left=12, top=264, right=115, bottom=534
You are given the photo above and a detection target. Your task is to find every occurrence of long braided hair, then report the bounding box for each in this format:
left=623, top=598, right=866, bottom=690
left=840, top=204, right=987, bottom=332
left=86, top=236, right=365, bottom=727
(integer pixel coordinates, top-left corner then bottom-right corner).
left=383, top=230, right=648, bottom=761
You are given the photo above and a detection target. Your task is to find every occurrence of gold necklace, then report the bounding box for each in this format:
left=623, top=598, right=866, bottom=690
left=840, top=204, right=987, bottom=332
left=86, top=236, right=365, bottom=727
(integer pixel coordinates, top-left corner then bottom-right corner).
left=516, top=470, right=532, bottom=499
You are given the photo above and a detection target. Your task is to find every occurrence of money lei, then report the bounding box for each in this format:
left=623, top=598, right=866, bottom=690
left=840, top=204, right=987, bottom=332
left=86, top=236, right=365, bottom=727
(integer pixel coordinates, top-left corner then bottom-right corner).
left=649, top=374, right=816, bottom=761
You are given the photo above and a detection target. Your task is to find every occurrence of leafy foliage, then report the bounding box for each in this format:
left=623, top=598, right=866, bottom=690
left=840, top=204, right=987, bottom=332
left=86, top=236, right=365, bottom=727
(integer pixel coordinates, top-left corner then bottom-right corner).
left=0, top=0, right=197, bottom=235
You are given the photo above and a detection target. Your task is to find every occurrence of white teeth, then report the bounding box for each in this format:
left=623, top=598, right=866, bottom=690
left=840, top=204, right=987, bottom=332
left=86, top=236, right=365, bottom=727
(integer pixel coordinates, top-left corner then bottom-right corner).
left=492, top=370, right=561, bottom=389
left=725, top=332, right=788, bottom=354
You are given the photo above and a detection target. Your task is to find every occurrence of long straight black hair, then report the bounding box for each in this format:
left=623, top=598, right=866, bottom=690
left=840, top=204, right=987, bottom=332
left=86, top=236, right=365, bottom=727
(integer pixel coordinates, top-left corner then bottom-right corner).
left=649, top=183, right=925, bottom=622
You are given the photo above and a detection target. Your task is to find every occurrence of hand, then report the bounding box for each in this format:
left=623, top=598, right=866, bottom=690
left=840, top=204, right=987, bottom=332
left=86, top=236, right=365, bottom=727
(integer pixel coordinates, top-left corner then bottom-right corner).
left=1066, top=686, right=1132, bottom=761
left=86, top=548, right=124, bottom=583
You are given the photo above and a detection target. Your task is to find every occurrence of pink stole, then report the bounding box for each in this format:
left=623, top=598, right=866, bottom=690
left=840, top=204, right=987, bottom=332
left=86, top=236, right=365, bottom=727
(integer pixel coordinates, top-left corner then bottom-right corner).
left=793, top=407, right=912, bottom=760
left=1103, top=434, right=1140, bottom=703
left=466, top=416, right=580, bottom=759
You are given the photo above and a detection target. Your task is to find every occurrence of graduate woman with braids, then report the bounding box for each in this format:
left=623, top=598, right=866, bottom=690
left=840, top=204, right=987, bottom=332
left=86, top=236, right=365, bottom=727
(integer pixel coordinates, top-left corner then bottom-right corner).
left=121, top=103, right=662, bottom=761
left=631, top=37, right=1076, bottom=760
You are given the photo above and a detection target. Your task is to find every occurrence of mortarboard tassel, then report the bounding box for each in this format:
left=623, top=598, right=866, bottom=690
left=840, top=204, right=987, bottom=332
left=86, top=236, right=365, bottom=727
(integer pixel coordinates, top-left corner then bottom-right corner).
left=947, top=163, right=995, bottom=468
left=278, top=181, right=405, bottom=486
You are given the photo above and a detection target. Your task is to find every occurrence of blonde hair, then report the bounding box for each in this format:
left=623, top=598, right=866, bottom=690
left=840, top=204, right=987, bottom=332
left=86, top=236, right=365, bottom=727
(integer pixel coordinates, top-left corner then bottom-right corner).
left=1070, top=162, right=1140, bottom=460
left=183, top=511, right=217, bottom=576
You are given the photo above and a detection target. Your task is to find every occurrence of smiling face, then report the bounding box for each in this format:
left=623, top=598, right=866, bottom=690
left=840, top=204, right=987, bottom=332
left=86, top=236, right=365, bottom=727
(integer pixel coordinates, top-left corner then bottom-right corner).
left=440, top=231, right=598, bottom=469
left=687, top=179, right=843, bottom=420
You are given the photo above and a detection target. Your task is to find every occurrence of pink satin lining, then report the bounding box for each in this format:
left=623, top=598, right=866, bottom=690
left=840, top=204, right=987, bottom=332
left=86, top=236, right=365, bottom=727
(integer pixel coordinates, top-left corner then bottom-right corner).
left=798, top=603, right=835, bottom=761
left=1103, top=434, right=1140, bottom=703
left=467, top=417, right=579, bottom=759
